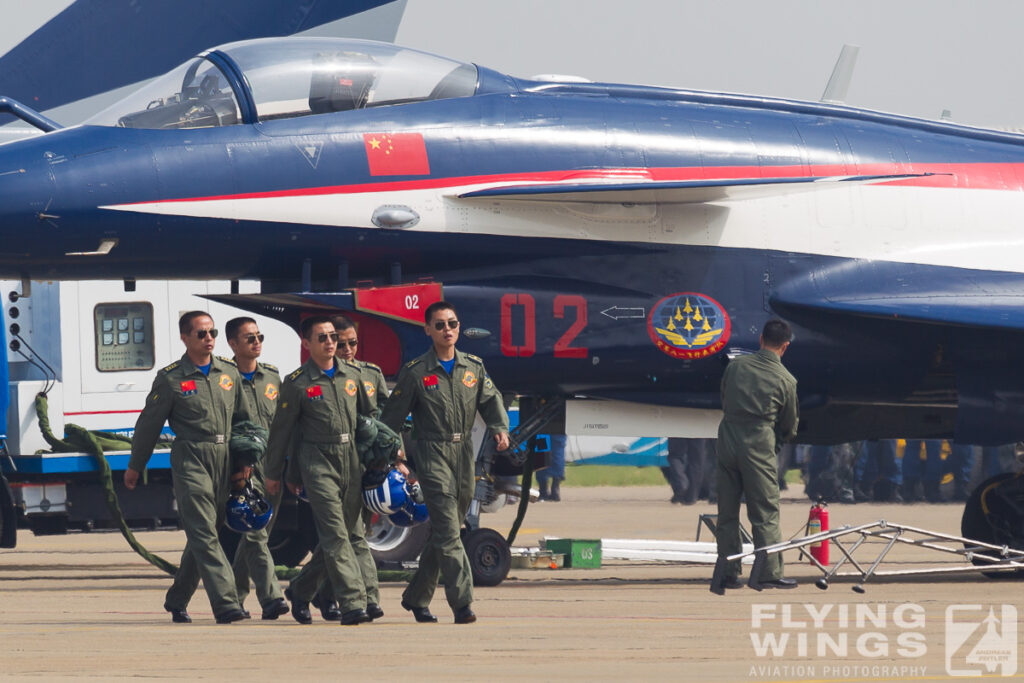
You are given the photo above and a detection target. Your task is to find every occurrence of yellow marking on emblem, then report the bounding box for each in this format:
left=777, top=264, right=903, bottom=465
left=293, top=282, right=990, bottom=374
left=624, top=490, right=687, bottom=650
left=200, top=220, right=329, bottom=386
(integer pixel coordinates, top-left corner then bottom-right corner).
left=345, top=378, right=358, bottom=396
left=265, top=383, right=278, bottom=400
left=219, top=374, right=233, bottom=391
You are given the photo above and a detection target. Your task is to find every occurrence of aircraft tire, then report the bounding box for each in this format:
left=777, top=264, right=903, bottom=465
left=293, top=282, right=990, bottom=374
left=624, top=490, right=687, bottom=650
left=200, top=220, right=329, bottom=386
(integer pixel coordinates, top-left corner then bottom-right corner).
left=367, top=516, right=429, bottom=564
left=463, top=527, right=511, bottom=587
left=961, top=472, right=1024, bottom=579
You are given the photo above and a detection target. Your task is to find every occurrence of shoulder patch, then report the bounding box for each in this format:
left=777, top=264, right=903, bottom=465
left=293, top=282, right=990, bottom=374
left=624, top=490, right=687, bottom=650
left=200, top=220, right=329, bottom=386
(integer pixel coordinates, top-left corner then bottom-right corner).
left=260, top=362, right=278, bottom=373
left=287, top=367, right=304, bottom=381
left=405, top=359, right=422, bottom=369
left=463, top=353, right=483, bottom=365
left=159, top=361, right=180, bottom=374
left=361, top=361, right=382, bottom=371
left=217, top=355, right=237, bottom=366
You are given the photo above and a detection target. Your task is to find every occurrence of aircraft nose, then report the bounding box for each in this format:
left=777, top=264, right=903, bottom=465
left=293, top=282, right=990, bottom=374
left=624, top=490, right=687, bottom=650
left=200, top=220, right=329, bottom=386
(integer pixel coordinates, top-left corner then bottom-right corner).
left=0, top=140, right=56, bottom=224
left=0, top=139, right=61, bottom=274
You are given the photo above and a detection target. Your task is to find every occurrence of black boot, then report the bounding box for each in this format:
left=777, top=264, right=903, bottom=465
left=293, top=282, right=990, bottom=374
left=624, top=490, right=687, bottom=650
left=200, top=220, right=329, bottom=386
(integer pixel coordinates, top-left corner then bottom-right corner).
left=550, top=478, right=562, bottom=502
left=538, top=479, right=550, bottom=501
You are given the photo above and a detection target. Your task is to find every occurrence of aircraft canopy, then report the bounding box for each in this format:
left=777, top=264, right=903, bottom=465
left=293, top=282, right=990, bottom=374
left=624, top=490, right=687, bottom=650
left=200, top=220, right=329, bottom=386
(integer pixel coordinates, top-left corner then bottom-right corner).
left=86, top=38, right=479, bottom=129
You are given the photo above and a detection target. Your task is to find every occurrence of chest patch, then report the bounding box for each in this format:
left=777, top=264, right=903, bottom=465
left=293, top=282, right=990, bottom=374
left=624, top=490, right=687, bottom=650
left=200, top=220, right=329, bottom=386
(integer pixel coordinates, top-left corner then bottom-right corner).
left=423, top=374, right=439, bottom=392
left=264, top=383, right=278, bottom=400
left=180, top=380, right=197, bottom=396
left=363, top=380, right=376, bottom=397
left=218, top=374, right=234, bottom=391
left=345, top=378, right=358, bottom=396
left=462, top=370, right=477, bottom=388
left=307, top=385, right=324, bottom=401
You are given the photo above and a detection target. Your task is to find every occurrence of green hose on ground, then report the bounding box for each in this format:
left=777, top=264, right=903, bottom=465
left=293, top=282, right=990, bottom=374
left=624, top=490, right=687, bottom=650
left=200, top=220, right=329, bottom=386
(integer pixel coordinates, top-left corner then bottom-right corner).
left=34, top=393, right=178, bottom=575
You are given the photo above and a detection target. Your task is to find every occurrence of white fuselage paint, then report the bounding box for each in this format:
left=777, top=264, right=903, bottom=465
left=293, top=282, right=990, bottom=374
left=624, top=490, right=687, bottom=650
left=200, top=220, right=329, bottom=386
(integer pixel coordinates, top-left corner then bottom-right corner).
left=102, top=181, right=1024, bottom=274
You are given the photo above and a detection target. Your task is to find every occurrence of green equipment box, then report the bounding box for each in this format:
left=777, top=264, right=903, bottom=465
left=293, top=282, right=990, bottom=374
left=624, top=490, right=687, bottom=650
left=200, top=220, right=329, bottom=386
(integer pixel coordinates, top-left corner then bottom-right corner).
left=544, top=538, right=602, bottom=568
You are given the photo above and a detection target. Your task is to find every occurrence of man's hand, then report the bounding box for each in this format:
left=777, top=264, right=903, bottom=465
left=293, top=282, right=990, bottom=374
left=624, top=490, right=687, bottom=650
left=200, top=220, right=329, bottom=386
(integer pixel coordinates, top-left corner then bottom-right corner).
left=123, top=467, right=140, bottom=490
left=396, top=461, right=412, bottom=480
left=494, top=431, right=510, bottom=452
left=266, top=478, right=281, bottom=496
left=286, top=482, right=302, bottom=496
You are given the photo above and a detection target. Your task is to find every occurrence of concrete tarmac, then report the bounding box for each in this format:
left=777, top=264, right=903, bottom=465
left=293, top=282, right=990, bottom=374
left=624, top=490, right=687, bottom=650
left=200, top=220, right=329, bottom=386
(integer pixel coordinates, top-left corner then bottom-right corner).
left=1, top=484, right=1019, bottom=681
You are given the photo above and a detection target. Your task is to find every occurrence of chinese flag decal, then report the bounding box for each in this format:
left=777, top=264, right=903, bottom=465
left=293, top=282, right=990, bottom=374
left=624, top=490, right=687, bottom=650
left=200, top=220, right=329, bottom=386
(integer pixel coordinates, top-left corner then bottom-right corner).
left=364, top=132, right=430, bottom=176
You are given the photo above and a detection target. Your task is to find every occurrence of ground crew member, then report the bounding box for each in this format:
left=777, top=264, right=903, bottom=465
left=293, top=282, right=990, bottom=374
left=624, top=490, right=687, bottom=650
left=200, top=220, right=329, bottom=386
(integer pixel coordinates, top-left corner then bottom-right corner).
left=264, top=316, right=373, bottom=626
left=285, top=315, right=390, bottom=621
left=380, top=301, right=510, bottom=624
left=225, top=317, right=289, bottom=620
left=125, top=311, right=252, bottom=624
left=713, top=318, right=799, bottom=592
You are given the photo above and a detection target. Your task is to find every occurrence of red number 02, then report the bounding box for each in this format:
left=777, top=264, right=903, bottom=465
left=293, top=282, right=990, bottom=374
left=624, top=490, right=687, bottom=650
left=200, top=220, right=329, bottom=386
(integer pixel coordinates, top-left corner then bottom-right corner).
left=500, top=293, right=589, bottom=358
left=553, top=294, right=588, bottom=358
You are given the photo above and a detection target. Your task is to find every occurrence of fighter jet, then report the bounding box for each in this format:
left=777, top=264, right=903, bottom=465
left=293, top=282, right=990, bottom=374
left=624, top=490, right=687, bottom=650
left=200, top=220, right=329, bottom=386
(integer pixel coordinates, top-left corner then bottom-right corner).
left=1, top=36, right=1023, bottom=444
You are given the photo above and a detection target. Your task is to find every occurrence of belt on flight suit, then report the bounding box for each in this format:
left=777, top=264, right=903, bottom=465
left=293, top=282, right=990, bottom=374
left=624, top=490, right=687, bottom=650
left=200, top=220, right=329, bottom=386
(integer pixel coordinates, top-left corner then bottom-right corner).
left=302, top=433, right=352, bottom=445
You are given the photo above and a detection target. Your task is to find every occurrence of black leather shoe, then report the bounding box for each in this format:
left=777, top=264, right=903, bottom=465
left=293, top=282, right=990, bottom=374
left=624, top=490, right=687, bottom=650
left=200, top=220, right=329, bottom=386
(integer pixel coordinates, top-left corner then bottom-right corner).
left=240, top=608, right=252, bottom=620
left=311, top=595, right=341, bottom=621
left=164, top=604, right=191, bottom=624
left=762, top=577, right=798, bottom=589
left=285, top=588, right=312, bottom=624
left=722, top=576, right=744, bottom=590
left=401, top=599, right=437, bottom=623
left=366, top=603, right=384, bottom=620
left=453, top=605, right=477, bottom=624
left=340, top=608, right=372, bottom=625
left=215, top=608, right=247, bottom=624
left=261, top=598, right=289, bottom=620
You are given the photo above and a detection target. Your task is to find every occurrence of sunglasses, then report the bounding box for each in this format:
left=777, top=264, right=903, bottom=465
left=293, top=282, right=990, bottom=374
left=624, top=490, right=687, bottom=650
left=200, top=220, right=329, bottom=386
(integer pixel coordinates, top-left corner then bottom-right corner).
left=433, top=320, right=459, bottom=331
left=243, top=333, right=265, bottom=345
left=339, top=339, right=358, bottom=348
left=317, top=332, right=340, bottom=343
left=195, top=328, right=218, bottom=340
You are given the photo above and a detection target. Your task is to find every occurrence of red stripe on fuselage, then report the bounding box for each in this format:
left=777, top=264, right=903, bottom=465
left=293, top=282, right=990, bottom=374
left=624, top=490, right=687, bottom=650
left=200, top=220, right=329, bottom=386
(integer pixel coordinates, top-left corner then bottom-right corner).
left=121, top=162, right=1024, bottom=206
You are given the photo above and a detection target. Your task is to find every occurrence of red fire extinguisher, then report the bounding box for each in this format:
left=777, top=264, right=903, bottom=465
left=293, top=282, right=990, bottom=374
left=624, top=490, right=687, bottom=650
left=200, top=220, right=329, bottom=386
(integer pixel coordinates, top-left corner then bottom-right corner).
left=807, top=499, right=829, bottom=565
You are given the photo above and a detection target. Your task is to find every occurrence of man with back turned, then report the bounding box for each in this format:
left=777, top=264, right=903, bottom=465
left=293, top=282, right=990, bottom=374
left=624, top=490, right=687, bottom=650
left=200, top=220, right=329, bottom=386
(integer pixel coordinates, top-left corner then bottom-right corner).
left=713, top=318, right=799, bottom=592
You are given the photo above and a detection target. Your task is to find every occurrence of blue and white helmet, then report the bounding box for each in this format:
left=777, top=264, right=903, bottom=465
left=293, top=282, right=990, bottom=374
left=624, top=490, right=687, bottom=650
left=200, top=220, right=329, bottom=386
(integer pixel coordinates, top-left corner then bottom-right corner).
left=388, top=500, right=429, bottom=527
left=362, top=467, right=410, bottom=515
left=225, top=483, right=274, bottom=533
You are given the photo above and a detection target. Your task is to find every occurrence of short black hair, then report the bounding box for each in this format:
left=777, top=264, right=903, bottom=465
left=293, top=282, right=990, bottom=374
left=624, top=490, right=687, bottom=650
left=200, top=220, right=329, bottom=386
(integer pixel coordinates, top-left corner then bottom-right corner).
left=301, top=315, right=335, bottom=340
left=226, top=317, right=257, bottom=340
left=179, top=310, right=212, bottom=335
left=762, top=319, right=793, bottom=348
left=332, top=315, right=355, bottom=332
left=424, top=300, right=456, bottom=325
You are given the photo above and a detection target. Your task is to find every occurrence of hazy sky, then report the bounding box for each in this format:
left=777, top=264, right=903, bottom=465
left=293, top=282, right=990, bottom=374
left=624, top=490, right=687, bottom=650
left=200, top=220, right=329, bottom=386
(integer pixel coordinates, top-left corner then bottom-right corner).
left=396, top=0, right=1024, bottom=129
left=2, top=1, right=1023, bottom=128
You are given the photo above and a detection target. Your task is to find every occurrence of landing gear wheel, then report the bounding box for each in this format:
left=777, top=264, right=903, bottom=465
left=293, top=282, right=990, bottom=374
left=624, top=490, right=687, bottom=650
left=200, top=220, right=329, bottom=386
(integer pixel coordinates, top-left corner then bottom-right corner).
left=463, top=527, right=511, bottom=587
left=961, top=472, right=1024, bottom=579
left=367, top=515, right=429, bottom=564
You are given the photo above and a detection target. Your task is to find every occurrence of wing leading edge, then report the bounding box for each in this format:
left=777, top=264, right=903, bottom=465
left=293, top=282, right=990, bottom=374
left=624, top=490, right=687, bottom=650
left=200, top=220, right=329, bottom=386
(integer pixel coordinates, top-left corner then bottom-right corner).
left=456, top=172, right=942, bottom=204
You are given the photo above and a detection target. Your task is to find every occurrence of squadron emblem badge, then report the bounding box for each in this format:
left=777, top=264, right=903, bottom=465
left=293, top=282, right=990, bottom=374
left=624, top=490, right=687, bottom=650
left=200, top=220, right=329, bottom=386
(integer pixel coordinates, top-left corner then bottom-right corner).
left=647, top=292, right=730, bottom=359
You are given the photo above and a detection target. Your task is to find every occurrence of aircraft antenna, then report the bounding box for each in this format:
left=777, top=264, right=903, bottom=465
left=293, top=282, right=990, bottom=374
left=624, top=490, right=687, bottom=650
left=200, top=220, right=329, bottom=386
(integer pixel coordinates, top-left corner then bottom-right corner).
left=820, top=44, right=860, bottom=104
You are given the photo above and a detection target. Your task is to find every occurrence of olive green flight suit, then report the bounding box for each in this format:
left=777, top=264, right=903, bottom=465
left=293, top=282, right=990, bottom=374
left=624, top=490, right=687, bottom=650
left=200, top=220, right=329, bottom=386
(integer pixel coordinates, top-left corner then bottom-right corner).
left=289, top=360, right=388, bottom=607
left=265, top=358, right=370, bottom=613
left=380, top=348, right=508, bottom=611
left=715, top=348, right=799, bottom=581
left=230, top=361, right=285, bottom=609
left=130, top=354, right=253, bottom=616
